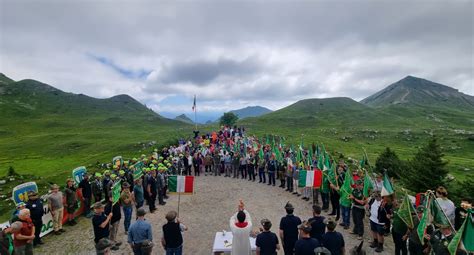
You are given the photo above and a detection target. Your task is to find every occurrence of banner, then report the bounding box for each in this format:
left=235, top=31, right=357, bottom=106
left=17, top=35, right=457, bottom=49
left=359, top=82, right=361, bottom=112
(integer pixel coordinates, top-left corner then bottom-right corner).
left=12, top=182, right=38, bottom=205
left=112, top=156, right=123, bottom=169
left=72, top=166, right=87, bottom=185
left=3, top=189, right=85, bottom=237
left=112, top=180, right=121, bottom=205
left=133, top=162, right=144, bottom=180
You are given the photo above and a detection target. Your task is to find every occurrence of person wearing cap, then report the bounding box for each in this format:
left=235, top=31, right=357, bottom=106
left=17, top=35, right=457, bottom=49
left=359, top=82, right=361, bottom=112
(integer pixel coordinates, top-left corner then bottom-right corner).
left=92, top=173, right=103, bottom=203
left=96, top=238, right=114, bottom=255
left=426, top=224, right=463, bottom=255
left=435, top=186, right=455, bottom=225
left=308, top=205, right=326, bottom=243
left=128, top=208, right=153, bottom=255
left=162, top=210, right=187, bottom=255
left=408, top=206, right=428, bottom=255
left=279, top=201, right=302, bottom=255
left=134, top=178, right=145, bottom=210
left=92, top=202, right=116, bottom=250
left=350, top=179, right=366, bottom=239
left=256, top=218, right=280, bottom=255
left=47, top=184, right=65, bottom=235
left=10, top=202, right=26, bottom=223
left=79, top=173, right=93, bottom=218
left=121, top=182, right=134, bottom=233
left=65, top=178, right=78, bottom=226
left=25, top=191, right=44, bottom=246
left=321, top=219, right=345, bottom=255
left=294, top=221, right=320, bottom=255
left=14, top=209, right=35, bottom=255
left=146, top=170, right=158, bottom=213
left=1, top=221, right=22, bottom=255
left=105, top=192, right=122, bottom=249
left=229, top=200, right=252, bottom=255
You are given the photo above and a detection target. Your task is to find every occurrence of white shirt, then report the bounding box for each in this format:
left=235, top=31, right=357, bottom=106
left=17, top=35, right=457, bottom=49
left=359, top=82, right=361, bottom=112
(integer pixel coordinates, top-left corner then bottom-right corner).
left=370, top=199, right=382, bottom=224
left=229, top=210, right=252, bottom=255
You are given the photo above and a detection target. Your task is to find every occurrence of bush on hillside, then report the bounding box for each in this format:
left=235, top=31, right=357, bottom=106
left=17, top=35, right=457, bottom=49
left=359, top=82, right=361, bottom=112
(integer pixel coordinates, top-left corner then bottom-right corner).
left=374, top=147, right=404, bottom=179
left=219, top=112, right=239, bottom=127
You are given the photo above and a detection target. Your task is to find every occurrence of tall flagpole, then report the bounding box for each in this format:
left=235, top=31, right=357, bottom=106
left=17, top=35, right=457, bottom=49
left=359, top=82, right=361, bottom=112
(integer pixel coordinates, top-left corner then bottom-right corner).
left=194, top=94, right=197, bottom=131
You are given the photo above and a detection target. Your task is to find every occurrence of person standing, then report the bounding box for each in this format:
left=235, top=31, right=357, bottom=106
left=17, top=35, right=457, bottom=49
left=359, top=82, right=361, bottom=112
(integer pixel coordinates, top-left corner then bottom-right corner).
left=229, top=200, right=252, bottom=255
left=256, top=219, right=280, bottom=255
left=239, top=154, right=248, bottom=180
left=350, top=179, right=366, bottom=239
left=147, top=171, right=157, bottom=213
left=231, top=152, right=239, bottom=178
left=0, top=221, right=22, bottom=255
left=120, top=182, right=134, bottom=234
left=192, top=153, right=201, bottom=176
left=162, top=211, right=188, bottom=255
left=308, top=205, right=326, bottom=243
left=267, top=157, right=276, bottom=186
left=92, top=202, right=116, bottom=251
left=368, top=191, right=385, bottom=253
left=25, top=191, right=44, bottom=247
left=92, top=173, right=103, bottom=203
left=435, top=186, right=455, bottom=225
left=105, top=192, right=122, bottom=249
left=64, top=178, right=78, bottom=226
left=134, top=179, right=144, bottom=210
left=79, top=173, right=93, bottom=217
left=128, top=208, right=153, bottom=255
left=294, top=221, right=320, bottom=255
left=279, top=202, right=302, bottom=255
left=321, top=219, right=345, bottom=255
left=14, top=209, right=35, bottom=255
left=47, top=184, right=65, bottom=235
left=258, top=157, right=266, bottom=184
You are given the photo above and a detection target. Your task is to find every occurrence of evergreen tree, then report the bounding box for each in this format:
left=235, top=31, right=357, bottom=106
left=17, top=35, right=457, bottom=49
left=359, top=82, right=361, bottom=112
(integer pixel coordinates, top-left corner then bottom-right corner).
left=374, top=147, right=403, bottom=179
left=403, top=138, right=448, bottom=192
left=219, top=112, right=239, bottom=126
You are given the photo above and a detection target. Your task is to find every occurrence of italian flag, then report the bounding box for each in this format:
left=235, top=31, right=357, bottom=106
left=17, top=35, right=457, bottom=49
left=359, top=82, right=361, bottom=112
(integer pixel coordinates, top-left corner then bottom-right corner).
left=168, top=176, right=194, bottom=193
left=298, top=169, right=323, bottom=188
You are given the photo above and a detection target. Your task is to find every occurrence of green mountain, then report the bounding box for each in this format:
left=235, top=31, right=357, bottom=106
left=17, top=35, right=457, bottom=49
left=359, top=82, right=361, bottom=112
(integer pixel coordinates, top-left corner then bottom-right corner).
left=230, top=106, right=272, bottom=119
left=242, top=77, right=474, bottom=182
left=0, top=74, right=190, bottom=194
left=174, top=114, right=194, bottom=124
left=361, top=75, right=474, bottom=109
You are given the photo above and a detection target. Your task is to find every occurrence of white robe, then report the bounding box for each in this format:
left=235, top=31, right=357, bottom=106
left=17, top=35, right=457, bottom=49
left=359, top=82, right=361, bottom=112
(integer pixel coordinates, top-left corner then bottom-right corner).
left=229, top=210, right=252, bottom=255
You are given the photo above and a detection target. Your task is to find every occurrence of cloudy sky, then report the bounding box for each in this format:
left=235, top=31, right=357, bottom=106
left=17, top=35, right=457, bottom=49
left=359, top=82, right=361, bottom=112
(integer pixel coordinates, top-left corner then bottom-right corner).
left=1, top=0, right=472, bottom=122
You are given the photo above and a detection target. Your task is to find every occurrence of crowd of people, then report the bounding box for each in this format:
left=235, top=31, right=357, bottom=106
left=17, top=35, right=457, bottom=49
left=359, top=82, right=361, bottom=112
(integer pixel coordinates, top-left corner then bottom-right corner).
left=1, top=125, right=472, bottom=255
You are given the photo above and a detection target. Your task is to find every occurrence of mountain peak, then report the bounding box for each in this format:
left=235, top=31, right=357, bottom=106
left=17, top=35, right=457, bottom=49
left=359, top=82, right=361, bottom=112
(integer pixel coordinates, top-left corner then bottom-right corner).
left=174, top=114, right=194, bottom=124
left=230, top=106, right=272, bottom=119
left=0, top=73, right=14, bottom=84
left=361, top=76, right=474, bottom=109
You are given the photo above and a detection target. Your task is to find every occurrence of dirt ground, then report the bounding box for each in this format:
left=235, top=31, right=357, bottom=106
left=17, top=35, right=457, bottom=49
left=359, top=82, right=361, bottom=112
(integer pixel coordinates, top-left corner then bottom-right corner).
left=35, top=174, right=393, bottom=254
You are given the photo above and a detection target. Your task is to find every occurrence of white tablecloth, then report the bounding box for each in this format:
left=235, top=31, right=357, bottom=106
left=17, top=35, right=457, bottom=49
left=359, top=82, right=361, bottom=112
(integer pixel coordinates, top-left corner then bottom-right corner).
left=212, top=231, right=257, bottom=253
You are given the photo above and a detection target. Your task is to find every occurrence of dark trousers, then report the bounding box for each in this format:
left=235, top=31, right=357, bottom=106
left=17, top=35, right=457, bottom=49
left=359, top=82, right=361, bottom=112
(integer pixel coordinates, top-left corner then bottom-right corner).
left=408, top=240, right=424, bottom=255
left=32, top=219, right=42, bottom=245
left=193, top=164, right=200, bottom=176
left=286, top=176, right=293, bottom=191
left=258, top=169, right=266, bottom=183
left=240, top=165, right=247, bottom=179
left=247, top=165, right=255, bottom=181
left=330, top=189, right=340, bottom=219
left=283, top=241, right=296, bottom=255
left=157, top=188, right=164, bottom=204
left=148, top=193, right=156, bottom=211
left=83, top=197, right=91, bottom=215
left=312, top=189, right=320, bottom=204
left=321, top=192, right=330, bottom=210
left=268, top=171, right=276, bottom=185
left=205, top=165, right=211, bottom=173
left=393, top=230, right=408, bottom=255
left=185, top=166, right=191, bottom=176
left=352, top=207, right=365, bottom=236
left=94, top=193, right=102, bottom=203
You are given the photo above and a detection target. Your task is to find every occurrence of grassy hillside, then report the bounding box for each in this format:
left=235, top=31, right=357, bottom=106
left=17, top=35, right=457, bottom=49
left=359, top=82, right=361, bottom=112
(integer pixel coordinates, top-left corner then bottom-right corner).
left=241, top=85, right=474, bottom=181
left=0, top=75, right=192, bottom=218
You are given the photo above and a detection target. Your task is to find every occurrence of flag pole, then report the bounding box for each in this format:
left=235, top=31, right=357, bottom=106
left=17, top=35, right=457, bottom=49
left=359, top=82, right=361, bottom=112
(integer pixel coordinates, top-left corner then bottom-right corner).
left=194, top=95, right=197, bottom=131
left=177, top=191, right=181, bottom=218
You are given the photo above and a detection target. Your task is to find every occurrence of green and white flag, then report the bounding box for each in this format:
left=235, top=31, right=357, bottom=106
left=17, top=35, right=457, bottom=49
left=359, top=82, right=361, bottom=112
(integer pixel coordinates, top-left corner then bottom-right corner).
left=112, top=180, right=122, bottom=205
left=448, top=209, right=474, bottom=254
left=381, top=172, right=394, bottom=196
left=417, top=196, right=432, bottom=244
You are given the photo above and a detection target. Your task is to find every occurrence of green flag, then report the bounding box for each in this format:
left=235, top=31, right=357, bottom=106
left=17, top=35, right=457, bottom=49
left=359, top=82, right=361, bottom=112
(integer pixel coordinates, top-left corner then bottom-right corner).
left=259, top=146, right=264, bottom=160
left=362, top=170, right=374, bottom=198
left=381, top=172, right=394, bottom=196
left=417, top=196, right=431, bottom=244
left=448, top=209, right=474, bottom=254
left=431, top=194, right=452, bottom=228
left=112, top=180, right=122, bottom=205
left=339, top=169, right=353, bottom=207
left=396, top=193, right=415, bottom=229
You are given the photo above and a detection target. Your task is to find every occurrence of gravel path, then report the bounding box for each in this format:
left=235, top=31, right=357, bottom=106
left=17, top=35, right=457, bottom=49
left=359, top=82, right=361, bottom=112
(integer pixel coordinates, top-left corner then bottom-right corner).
left=35, top=175, right=393, bottom=254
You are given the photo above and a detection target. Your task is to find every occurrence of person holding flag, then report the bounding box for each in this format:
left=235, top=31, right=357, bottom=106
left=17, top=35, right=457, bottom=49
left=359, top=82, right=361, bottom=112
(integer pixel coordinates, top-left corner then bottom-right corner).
left=350, top=179, right=366, bottom=240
